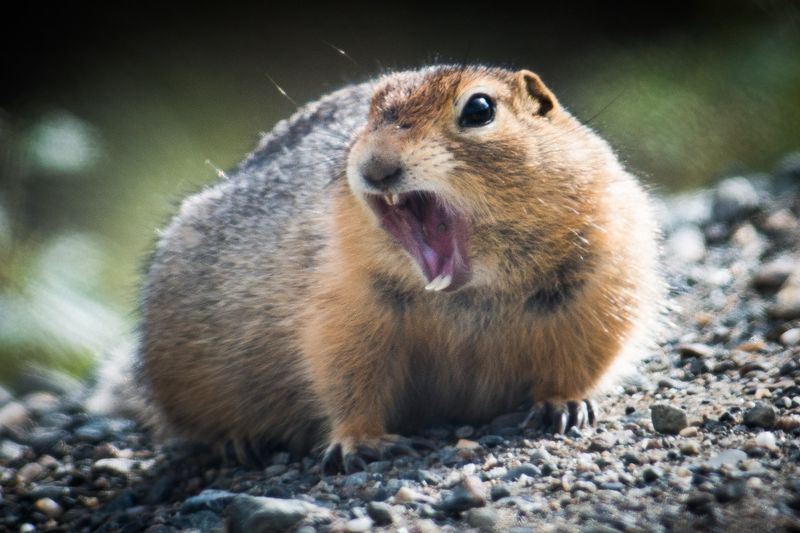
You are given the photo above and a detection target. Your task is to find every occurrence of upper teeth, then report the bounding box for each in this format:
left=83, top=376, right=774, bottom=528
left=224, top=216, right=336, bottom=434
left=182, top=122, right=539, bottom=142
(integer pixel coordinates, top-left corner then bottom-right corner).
left=384, top=194, right=400, bottom=206
left=425, top=273, right=452, bottom=292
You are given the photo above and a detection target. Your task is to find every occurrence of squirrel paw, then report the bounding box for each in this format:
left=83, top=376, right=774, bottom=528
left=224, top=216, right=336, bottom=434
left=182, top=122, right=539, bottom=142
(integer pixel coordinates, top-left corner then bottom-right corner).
left=522, top=399, right=598, bottom=434
left=321, top=434, right=435, bottom=475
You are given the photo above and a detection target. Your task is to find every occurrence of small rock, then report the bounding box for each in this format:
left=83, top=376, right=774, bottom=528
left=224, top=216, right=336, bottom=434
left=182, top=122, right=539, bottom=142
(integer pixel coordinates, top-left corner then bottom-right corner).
left=366, top=501, right=394, bottom=526
left=181, top=489, right=237, bottom=514
left=642, top=466, right=662, bottom=483
left=345, top=517, right=373, bottom=532
left=437, top=477, right=486, bottom=514
left=678, top=343, right=714, bottom=359
left=754, top=388, right=772, bottom=400
left=393, top=487, right=435, bottom=504
left=529, top=448, right=552, bottom=463
left=92, top=457, right=135, bottom=477
left=686, top=492, right=714, bottom=515
left=780, top=328, right=800, bottom=346
left=679, top=427, right=699, bottom=438
left=478, top=435, right=504, bottom=447
left=680, top=441, right=701, bottom=456
left=752, top=256, right=797, bottom=291
left=666, top=226, right=706, bottom=263
left=174, top=510, right=224, bottom=531
left=21, top=391, right=61, bottom=414
left=228, top=495, right=332, bottom=533
left=490, top=484, right=511, bottom=501
left=0, top=401, right=30, bottom=428
left=456, top=439, right=481, bottom=450
left=503, top=463, right=541, bottom=481
left=650, top=404, right=688, bottom=434
left=712, top=176, right=760, bottom=223
left=455, top=425, right=475, bottom=438
left=588, top=433, right=617, bottom=452
left=34, top=497, right=62, bottom=518
left=17, top=462, right=45, bottom=483
left=755, top=431, right=778, bottom=450
left=708, top=449, right=748, bottom=469
left=743, top=403, right=776, bottom=429
left=466, top=507, right=498, bottom=531
left=714, top=480, right=747, bottom=503
left=771, top=271, right=800, bottom=320
left=0, top=439, right=27, bottom=462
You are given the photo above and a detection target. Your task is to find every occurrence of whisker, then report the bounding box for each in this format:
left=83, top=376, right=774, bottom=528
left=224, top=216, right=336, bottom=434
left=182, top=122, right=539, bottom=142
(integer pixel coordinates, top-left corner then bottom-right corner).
left=265, top=72, right=299, bottom=107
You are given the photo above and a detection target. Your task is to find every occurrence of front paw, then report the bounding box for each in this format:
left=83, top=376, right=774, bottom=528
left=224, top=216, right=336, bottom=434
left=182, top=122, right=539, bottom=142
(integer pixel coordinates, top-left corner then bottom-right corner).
left=522, top=399, right=598, bottom=434
left=321, top=434, right=435, bottom=475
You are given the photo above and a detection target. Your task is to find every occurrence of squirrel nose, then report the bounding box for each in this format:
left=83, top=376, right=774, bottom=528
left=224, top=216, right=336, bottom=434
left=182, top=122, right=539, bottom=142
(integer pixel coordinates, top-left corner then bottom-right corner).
left=360, top=155, right=404, bottom=190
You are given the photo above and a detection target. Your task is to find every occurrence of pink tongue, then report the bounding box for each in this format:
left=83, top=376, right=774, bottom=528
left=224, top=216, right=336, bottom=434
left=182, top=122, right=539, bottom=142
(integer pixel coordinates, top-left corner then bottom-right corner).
left=418, top=203, right=455, bottom=280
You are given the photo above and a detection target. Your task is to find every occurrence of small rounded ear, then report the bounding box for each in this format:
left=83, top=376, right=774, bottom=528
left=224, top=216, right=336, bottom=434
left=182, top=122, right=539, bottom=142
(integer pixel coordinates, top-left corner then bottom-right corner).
left=517, top=70, right=559, bottom=117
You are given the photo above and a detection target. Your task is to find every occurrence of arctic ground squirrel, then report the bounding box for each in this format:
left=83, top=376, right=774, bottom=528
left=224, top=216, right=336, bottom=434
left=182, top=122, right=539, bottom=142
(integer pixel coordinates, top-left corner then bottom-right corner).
left=137, top=65, right=662, bottom=473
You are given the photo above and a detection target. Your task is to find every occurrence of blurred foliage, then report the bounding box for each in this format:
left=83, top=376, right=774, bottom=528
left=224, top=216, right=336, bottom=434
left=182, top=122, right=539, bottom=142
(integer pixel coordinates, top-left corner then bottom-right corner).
left=0, top=2, right=798, bottom=386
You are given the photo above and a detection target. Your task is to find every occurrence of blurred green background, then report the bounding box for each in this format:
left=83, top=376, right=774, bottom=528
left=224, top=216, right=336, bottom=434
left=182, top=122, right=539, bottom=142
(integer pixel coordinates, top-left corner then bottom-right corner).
left=1, top=1, right=799, bottom=387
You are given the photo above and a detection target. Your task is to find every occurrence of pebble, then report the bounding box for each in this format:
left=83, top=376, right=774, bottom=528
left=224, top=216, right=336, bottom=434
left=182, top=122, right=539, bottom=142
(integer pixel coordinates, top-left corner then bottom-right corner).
left=686, top=492, right=714, bottom=514
left=34, top=497, right=63, bottom=518
left=666, top=226, right=706, bottom=263
left=181, top=489, right=237, bottom=513
left=754, top=431, right=777, bottom=451
left=17, top=462, right=45, bottom=483
left=678, top=343, right=714, bottom=359
left=466, top=507, right=498, bottom=531
left=650, top=404, right=688, bottom=434
left=780, top=328, right=800, bottom=346
left=503, top=463, right=541, bottom=481
left=0, top=401, right=30, bottom=428
left=714, top=480, right=747, bottom=503
left=0, top=440, right=26, bottom=462
left=345, top=517, right=373, bottom=532
left=712, top=176, right=760, bottom=223
left=228, top=495, right=332, bottom=533
left=752, top=256, right=797, bottom=291
left=456, top=438, right=481, bottom=450
left=708, top=449, right=748, bottom=469
left=490, top=484, right=511, bottom=501
left=771, top=271, right=800, bottom=319
left=743, top=403, right=776, bottom=429
left=678, top=426, right=699, bottom=438
left=588, top=433, right=617, bottom=452
left=680, top=441, right=701, bottom=456
left=366, top=501, right=394, bottom=525
left=455, top=425, right=475, bottom=438
left=393, top=487, right=435, bottom=504
left=92, top=457, right=135, bottom=477
left=642, top=466, right=663, bottom=483
left=437, top=478, right=486, bottom=514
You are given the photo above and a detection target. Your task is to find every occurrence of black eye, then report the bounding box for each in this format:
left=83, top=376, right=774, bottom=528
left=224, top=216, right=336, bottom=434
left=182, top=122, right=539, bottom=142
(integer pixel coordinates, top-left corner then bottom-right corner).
left=458, top=93, right=495, bottom=128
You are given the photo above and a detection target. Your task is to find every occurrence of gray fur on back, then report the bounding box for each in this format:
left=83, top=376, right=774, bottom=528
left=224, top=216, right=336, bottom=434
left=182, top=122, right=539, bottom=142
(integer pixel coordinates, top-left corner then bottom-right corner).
left=136, top=81, right=374, bottom=452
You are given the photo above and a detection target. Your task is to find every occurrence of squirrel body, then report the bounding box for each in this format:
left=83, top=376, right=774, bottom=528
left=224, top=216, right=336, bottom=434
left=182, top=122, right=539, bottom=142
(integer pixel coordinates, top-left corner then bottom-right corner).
left=138, top=66, right=661, bottom=469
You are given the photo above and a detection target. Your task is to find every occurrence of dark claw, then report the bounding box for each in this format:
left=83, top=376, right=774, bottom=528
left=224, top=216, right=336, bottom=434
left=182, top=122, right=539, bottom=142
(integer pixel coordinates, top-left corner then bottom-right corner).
left=526, top=399, right=599, bottom=434
left=344, top=452, right=367, bottom=474
left=355, top=444, right=382, bottom=462
left=407, top=437, right=437, bottom=451
left=585, top=399, right=598, bottom=426
left=387, top=442, right=419, bottom=458
left=322, top=443, right=343, bottom=475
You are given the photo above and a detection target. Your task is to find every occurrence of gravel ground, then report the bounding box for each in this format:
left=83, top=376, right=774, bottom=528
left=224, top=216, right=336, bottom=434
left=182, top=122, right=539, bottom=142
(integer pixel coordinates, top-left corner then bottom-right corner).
left=1, top=158, right=800, bottom=532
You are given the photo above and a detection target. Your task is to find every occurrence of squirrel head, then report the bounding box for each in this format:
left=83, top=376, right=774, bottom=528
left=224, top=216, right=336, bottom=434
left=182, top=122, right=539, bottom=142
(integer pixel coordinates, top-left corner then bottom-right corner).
left=345, top=65, right=614, bottom=294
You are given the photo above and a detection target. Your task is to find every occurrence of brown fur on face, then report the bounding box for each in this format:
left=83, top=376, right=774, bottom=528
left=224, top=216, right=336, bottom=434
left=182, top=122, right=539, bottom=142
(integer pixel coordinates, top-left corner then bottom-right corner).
left=137, top=65, right=662, bottom=465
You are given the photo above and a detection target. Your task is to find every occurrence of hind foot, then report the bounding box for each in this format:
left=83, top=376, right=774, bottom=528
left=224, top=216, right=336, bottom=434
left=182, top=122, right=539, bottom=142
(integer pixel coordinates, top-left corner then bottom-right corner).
left=522, top=399, right=598, bottom=434
left=321, top=434, right=435, bottom=475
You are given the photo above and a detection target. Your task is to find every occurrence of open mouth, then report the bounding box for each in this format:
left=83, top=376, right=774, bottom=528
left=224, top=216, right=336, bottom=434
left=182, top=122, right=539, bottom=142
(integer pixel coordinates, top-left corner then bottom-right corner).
left=365, top=191, right=470, bottom=292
